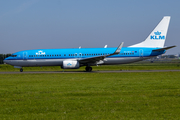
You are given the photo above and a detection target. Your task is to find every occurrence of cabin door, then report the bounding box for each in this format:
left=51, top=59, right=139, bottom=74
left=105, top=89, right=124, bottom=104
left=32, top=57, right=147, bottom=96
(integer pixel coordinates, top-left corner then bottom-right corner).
left=139, top=49, right=143, bottom=57
left=23, top=52, right=28, bottom=60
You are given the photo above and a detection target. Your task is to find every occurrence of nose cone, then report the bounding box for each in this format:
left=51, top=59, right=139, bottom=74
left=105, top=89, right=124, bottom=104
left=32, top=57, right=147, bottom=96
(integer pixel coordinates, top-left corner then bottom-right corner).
left=3, top=60, right=6, bottom=63
left=3, top=57, right=10, bottom=64
left=3, top=59, right=8, bottom=64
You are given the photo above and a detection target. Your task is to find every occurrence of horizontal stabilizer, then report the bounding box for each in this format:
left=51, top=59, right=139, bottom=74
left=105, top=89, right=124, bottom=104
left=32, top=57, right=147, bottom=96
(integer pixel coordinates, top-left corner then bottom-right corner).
left=153, top=45, right=176, bottom=51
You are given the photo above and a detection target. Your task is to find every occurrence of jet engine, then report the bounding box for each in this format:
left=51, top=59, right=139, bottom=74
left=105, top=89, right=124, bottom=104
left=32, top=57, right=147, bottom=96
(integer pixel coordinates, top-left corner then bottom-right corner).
left=62, top=61, right=80, bottom=69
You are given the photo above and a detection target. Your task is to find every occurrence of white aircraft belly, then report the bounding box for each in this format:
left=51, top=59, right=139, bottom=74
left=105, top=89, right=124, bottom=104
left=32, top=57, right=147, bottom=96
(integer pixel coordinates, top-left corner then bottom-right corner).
left=5, top=59, right=64, bottom=67
left=103, top=57, right=151, bottom=65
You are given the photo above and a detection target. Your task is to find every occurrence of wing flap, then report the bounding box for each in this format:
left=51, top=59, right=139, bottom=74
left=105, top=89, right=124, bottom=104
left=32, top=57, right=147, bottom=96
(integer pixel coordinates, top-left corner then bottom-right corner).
left=79, top=55, right=106, bottom=63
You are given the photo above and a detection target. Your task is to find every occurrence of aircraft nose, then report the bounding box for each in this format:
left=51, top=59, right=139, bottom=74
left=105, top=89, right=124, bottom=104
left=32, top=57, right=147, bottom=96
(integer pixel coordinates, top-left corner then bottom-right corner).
left=3, top=58, right=10, bottom=64
left=3, top=60, right=8, bottom=64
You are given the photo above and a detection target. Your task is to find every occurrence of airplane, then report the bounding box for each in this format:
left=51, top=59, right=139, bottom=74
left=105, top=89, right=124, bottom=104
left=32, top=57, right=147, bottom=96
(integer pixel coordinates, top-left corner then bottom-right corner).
left=4, top=16, right=176, bottom=72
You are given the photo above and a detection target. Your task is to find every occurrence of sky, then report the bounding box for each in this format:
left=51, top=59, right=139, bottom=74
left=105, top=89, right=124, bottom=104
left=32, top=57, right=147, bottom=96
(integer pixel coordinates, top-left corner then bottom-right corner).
left=0, top=0, right=180, bottom=54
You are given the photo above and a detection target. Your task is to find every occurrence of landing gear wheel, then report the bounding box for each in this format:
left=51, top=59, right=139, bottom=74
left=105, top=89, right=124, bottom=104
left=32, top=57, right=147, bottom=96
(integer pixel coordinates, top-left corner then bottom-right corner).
left=20, top=68, right=23, bottom=72
left=85, top=67, right=92, bottom=72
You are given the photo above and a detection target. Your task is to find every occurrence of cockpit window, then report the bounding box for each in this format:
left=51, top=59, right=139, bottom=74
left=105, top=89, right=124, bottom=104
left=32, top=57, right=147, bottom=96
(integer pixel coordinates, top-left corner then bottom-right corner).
left=11, top=55, right=17, bottom=57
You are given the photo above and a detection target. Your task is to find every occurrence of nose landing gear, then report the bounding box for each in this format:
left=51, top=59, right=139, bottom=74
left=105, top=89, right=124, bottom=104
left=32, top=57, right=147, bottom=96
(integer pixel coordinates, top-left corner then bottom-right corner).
left=20, top=68, right=23, bottom=72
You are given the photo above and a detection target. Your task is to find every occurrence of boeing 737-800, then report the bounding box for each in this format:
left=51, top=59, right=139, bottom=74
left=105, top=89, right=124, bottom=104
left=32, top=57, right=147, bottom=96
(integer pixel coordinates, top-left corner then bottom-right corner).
left=4, top=16, right=175, bottom=72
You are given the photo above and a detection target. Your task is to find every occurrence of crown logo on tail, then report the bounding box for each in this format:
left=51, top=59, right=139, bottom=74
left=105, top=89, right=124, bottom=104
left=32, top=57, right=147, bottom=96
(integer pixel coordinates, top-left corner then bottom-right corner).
left=154, top=31, right=161, bottom=35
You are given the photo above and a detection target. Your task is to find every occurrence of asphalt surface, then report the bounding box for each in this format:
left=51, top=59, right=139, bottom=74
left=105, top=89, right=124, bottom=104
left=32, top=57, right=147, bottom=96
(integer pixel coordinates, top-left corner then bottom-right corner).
left=0, top=70, right=180, bottom=74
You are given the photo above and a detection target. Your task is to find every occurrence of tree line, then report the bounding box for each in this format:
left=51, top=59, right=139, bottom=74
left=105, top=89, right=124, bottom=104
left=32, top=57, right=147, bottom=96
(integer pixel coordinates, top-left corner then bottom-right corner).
left=0, top=54, right=12, bottom=64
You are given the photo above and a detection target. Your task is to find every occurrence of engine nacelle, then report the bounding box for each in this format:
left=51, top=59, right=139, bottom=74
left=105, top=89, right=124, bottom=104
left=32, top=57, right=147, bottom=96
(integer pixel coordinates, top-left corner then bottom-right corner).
left=62, top=61, right=80, bottom=69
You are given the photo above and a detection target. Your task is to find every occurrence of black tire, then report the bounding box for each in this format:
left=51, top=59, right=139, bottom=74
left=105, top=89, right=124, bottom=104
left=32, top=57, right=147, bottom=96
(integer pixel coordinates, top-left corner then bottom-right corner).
left=85, top=67, right=92, bottom=72
left=89, top=67, right=92, bottom=72
left=20, top=68, right=23, bottom=72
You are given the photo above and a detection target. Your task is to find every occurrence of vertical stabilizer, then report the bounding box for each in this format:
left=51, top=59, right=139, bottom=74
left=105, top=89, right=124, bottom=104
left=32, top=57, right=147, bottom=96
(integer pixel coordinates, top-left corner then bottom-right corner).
left=129, top=16, right=171, bottom=48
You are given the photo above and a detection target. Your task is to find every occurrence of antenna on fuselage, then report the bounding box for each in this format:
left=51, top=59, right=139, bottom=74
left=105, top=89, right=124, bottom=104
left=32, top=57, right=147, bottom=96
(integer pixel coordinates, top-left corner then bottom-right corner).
left=104, top=45, right=107, bottom=48
left=79, top=46, right=81, bottom=49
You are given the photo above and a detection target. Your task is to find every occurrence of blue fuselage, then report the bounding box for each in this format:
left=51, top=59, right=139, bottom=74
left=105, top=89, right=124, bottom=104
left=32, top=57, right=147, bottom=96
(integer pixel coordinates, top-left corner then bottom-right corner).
left=4, top=47, right=165, bottom=68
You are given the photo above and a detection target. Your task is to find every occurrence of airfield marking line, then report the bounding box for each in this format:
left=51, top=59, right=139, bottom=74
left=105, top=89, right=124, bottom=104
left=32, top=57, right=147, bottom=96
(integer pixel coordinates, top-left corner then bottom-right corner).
left=0, top=70, right=180, bottom=74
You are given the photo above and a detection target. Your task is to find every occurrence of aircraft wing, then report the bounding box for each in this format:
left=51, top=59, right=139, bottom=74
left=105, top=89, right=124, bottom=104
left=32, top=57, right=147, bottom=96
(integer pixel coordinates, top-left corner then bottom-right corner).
left=79, top=42, right=124, bottom=64
left=153, top=45, right=176, bottom=51
left=78, top=55, right=106, bottom=63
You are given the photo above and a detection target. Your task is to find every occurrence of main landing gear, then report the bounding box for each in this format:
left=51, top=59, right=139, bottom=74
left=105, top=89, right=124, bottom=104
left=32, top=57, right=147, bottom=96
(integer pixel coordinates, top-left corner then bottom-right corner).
left=85, top=66, right=92, bottom=72
left=20, top=68, right=23, bottom=72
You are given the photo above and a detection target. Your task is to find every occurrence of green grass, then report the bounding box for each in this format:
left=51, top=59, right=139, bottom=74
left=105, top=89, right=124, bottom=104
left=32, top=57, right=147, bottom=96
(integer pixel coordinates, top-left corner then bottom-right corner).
left=0, top=72, right=180, bottom=119
left=0, top=60, right=180, bottom=72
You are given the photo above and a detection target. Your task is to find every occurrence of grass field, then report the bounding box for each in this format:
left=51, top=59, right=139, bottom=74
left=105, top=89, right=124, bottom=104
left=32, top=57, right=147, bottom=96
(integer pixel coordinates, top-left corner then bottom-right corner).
left=0, top=60, right=180, bottom=72
left=0, top=61, right=180, bottom=119
left=0, top=72, right=180, bottom=119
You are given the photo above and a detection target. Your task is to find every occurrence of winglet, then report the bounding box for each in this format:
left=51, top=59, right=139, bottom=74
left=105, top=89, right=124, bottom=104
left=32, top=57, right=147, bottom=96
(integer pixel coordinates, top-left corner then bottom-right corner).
left=114, top=42, right=124, bottom=54
left=109, top=42, right=124, bottom=56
